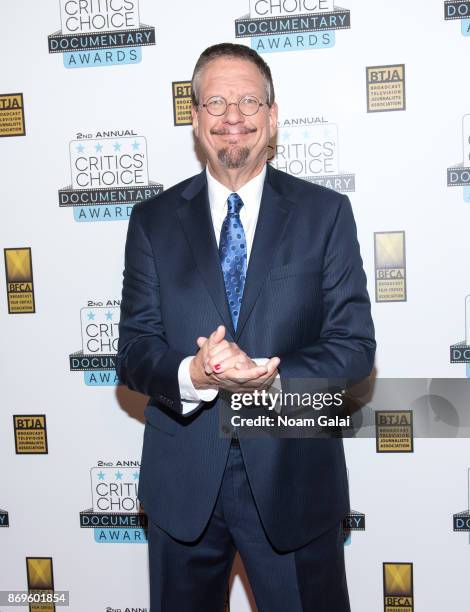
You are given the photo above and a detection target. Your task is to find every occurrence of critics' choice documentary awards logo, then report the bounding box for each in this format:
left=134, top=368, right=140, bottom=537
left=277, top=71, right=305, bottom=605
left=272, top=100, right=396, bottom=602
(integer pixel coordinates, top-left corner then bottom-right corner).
left=235, top=0, right=350, bottom=53
left=366, top=65, right=406, bottom=113
left=447, top=115, right=470, bottom=202
left=0, top=508, right=9, bottom=527
left=453, top=468, right=470, bottom=540
left=374, top=232, right=406, bottom=303
left=48, top=0, right=155, bottom=68
left=0, top=93, right=25, bottom=137
left=375, top=411, right=413, bottom=453
left=444, top=1, right=470, bottom=36
left=13, top=415, right=48, bottom=455
left=342, top=471, right=365, bottom=545
left=4, top=248, right=35, bottom=314
left=450, top=296, right=470, bottom=378
left=80, top=462, right=147, bottom=543
left=269, top=119, right=355, bottom=192
left=59, top=132, right=162, bottom=222
left=383, top=563, right=413, bottom=612
left=69, top=302, right=120, bottom=386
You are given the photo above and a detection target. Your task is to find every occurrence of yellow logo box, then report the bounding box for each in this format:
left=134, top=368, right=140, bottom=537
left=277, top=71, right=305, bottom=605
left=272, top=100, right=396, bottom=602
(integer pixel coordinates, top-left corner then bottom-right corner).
left=0, top=93, right=26, bottom=137
left=4, top=248, right=35, bottom=314
left=383, top=562, right=413, bottom=611
left=366, top=65, right=405, bottom=113
left=14, top=415, right=48, bottom=454
left=172, top=81, right=192, bottom=126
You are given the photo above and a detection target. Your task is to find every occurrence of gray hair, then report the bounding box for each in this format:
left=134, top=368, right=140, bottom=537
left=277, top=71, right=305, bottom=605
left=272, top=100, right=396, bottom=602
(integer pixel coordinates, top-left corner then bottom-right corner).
left=191, top=43, right=275, bottom=107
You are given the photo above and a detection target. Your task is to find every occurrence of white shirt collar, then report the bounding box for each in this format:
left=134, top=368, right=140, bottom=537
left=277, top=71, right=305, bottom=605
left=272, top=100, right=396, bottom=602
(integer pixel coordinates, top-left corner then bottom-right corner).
left=206, top=165, right=267, bottom=215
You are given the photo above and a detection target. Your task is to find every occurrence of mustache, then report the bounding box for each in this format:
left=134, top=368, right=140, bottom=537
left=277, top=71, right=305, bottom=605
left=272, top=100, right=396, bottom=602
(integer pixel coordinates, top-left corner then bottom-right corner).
left=210, top=127, right=257, bottom=135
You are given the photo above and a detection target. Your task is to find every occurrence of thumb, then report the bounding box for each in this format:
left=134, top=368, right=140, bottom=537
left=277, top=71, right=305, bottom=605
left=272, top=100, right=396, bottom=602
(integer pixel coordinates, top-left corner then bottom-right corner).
left=211, top=325, right=225, bottom=344
left=196, top=336, right=208, bottom=349
left=267, top=357, right=280, bottom=372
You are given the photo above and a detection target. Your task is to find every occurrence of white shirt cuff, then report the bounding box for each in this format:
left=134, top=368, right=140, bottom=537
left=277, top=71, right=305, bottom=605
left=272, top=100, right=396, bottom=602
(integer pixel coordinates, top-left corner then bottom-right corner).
left=253, top=358, right=282, bottom=411
left=253, top=357, right=281, bottom=384
left=178, top=356, right=218, bottom=415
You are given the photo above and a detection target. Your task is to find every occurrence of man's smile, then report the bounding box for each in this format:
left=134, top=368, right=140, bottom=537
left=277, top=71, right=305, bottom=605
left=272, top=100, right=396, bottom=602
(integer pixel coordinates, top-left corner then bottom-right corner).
left=210, top=127, right=257, bottom=136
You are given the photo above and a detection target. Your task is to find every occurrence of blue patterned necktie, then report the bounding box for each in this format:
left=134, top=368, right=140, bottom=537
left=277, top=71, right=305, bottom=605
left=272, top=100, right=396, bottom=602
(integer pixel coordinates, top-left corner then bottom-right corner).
left=219, top=193, right=247, bottom=330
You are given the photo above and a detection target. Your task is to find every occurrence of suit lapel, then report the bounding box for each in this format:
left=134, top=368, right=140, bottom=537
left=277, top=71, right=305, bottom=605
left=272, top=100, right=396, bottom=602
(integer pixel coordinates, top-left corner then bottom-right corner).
left=235, top=168, right=294, bottom=341
left=177, top=171, right=236, bottom=337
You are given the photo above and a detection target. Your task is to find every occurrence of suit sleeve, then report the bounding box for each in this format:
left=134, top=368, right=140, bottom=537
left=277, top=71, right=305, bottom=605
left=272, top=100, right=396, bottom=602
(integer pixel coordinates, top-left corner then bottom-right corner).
left=116, top=205, right=196, bottom=415
left=278, top=194, right=376, bottom=386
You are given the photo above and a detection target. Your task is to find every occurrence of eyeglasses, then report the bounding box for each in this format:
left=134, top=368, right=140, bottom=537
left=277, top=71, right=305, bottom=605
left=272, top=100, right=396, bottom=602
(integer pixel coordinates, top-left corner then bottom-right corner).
left=201, top=95, right=265, bottom=117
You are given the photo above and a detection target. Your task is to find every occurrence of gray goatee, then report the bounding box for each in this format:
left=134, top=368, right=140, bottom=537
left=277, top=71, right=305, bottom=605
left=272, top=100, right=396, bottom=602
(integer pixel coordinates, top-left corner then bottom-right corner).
left=217, top=147, right=250, bottom=169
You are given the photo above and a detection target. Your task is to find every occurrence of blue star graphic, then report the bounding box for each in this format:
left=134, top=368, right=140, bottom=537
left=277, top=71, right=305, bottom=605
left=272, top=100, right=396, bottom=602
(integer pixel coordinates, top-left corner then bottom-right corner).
left=282, top=131, right=290, bottom=142
left=97, top=471, right=105, bottom=480
left=87, top=311, right=95, bottom=320
left=132, top=140, right=140, bottom=150
left=113, top=142, right=121, bottom=151
left=76, top=144, right=85, bottom=153
left=133, top=471, right=139, bottom=480
left=95, top=143, right=103, bottom=153
left=105, top=310, right=113, bottom=320
left=115, top=471, right=123, bottom=480
left=302, top=130, right=310, bottom=140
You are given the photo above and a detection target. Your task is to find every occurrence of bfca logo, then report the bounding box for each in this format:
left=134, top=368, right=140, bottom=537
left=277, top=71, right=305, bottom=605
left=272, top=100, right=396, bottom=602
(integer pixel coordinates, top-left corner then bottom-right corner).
left=69, top=302, right=120, bottom=386
left=383, top=563, right=413, bottom=612
left=269, top=119, right=355, bottom=192
left=235, top=0, right=350, bottom=53
left=80, top=462, right=147, bottom=543
left=450, top=296, right=470, bottom=378
left=444, top=1, right=470, bottom=36
left=48, top=0, right=155, bottom=68
left=447, top=115, right=470, bottom=203
left=59, top=131, right=162, bottom=222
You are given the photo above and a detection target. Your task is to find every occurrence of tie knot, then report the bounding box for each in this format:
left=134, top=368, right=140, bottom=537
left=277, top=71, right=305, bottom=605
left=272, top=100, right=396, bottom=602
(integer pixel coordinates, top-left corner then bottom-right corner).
left=227, top=193, right=243, bottom=216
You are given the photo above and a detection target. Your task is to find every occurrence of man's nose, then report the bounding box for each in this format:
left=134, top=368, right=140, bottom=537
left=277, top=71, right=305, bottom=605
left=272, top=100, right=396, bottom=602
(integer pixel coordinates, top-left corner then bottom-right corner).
left=223, top=102, right=244, bottom=122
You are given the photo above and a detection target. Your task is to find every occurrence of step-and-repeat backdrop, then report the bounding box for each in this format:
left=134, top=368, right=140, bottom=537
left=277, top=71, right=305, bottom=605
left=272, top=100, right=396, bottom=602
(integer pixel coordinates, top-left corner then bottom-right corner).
left=1, top=1, right=470, bottom=610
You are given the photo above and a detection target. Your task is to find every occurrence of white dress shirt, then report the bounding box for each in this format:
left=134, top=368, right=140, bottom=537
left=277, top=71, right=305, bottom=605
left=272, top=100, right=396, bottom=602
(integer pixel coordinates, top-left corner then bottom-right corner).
left=178, top=165, right=268, bottom=414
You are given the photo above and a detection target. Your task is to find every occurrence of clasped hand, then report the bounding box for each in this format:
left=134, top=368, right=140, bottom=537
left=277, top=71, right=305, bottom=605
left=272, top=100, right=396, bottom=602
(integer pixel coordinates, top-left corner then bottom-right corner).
left=189, top=325, right=279, bottom=393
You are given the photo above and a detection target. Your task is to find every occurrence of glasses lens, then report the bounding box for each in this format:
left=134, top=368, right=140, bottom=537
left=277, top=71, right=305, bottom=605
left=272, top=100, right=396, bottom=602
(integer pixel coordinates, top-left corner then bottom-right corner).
left=205, top=96, right=226, bottom=116
left=239, top=96, right=260, bottom=116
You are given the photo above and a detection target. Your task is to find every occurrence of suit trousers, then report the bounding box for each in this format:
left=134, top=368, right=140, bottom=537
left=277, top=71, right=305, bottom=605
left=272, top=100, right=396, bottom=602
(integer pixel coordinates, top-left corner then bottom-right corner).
left=147, top=440, right=351, bottom=612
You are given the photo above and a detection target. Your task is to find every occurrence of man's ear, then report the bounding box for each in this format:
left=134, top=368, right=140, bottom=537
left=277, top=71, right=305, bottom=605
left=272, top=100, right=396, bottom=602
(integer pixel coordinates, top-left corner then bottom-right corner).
left=192, top=106, right=199, bottom=138
left=268, top=102, right=278, bottom=139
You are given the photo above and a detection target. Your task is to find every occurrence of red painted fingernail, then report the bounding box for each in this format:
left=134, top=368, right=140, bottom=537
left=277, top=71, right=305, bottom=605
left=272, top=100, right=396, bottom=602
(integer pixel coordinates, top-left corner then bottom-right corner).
left=214, top=364, right=221, bottom=371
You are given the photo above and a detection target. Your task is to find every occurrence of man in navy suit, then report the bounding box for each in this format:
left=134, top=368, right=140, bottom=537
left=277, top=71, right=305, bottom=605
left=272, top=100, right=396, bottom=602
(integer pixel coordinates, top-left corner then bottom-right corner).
left=117, top=43, right=375, bottom=611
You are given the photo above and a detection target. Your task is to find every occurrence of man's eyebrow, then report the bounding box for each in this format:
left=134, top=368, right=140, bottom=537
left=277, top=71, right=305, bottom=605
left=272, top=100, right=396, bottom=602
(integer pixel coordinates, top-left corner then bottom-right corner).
left=203, top=91, right=264, bottom=98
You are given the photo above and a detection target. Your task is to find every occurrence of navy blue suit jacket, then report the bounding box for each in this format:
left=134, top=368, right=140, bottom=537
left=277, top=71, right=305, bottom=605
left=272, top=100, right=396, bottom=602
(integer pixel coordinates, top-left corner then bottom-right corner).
left=117, top=164, right=375, bottom=552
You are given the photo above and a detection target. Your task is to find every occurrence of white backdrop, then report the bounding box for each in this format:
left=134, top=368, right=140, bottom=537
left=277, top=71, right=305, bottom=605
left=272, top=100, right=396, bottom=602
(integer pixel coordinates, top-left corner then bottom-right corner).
left=1, top=1, right=470, bottom=610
